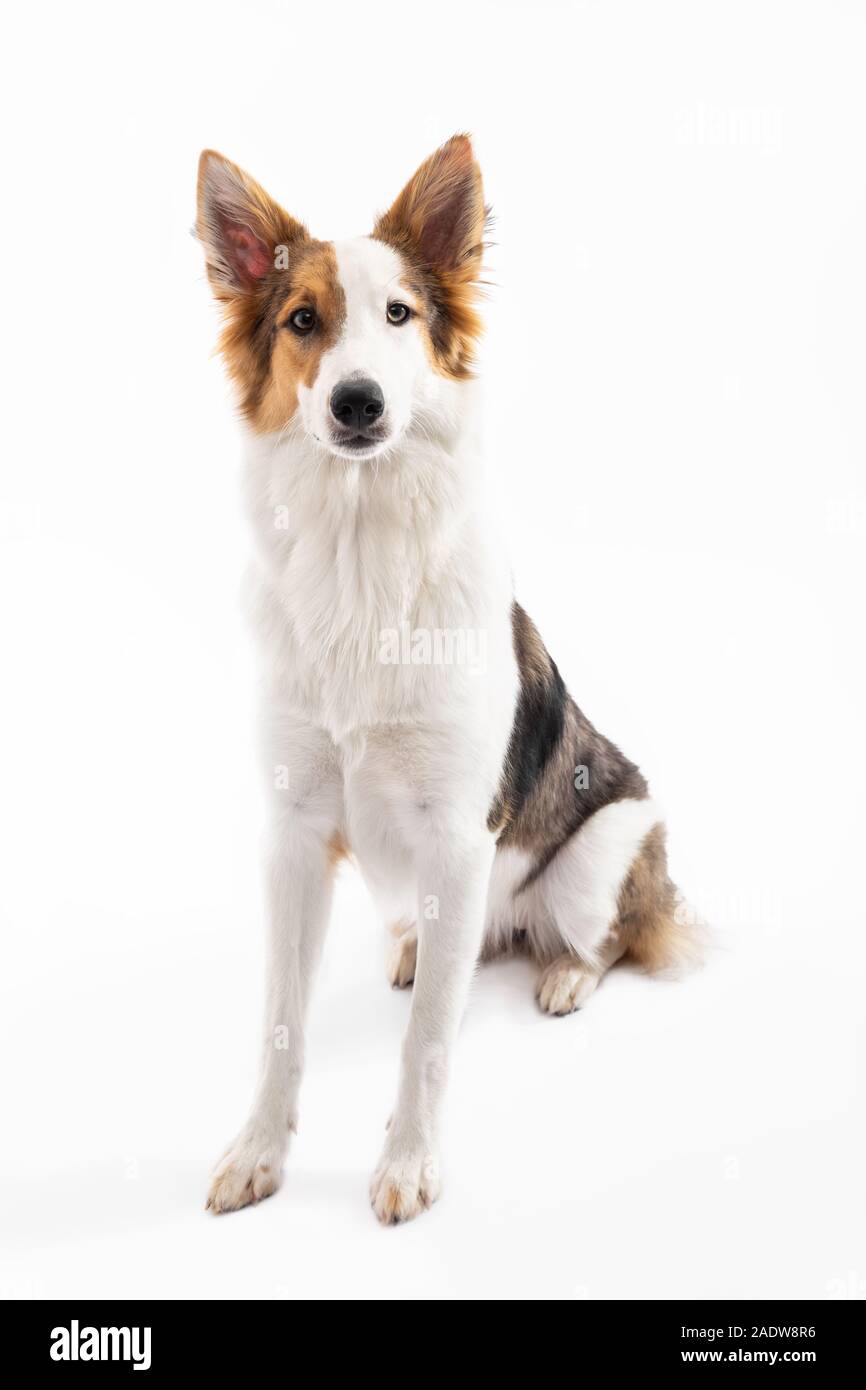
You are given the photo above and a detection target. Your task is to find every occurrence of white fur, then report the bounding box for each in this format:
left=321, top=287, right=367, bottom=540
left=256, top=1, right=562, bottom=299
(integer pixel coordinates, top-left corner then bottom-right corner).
left=207, top=237, right=656, bottom=1223
left=297, top=239, right=433, bottom=459
left=484, top=796, right=662, bottom=966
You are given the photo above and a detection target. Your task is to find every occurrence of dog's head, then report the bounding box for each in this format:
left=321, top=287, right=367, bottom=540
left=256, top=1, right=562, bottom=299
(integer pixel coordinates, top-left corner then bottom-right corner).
left=196, top=135, right=488, bottom=458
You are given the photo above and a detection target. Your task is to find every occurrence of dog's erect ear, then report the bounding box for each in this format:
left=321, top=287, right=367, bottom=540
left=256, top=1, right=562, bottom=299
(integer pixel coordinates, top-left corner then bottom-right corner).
left=196, top=151, right=307, bottom=299
left=373, top=134, right=486, bottom=281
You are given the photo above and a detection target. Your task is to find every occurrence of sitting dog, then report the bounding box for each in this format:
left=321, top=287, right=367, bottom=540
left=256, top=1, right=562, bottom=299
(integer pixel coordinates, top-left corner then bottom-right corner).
left=196, top=135, right=696, bottom=1223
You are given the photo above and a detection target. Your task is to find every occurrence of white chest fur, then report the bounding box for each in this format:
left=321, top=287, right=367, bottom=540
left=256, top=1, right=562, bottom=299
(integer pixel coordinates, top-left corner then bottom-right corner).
left=241, top=422, right=517, bottom=749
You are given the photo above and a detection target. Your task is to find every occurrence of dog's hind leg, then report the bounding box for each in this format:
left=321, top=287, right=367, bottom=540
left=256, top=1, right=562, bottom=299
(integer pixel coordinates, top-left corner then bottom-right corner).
left=535, top=932, right=625, bottom=1015
left=527, top=798, right=683, bottom=1016
left=531, top=804, right=700, bottom=1016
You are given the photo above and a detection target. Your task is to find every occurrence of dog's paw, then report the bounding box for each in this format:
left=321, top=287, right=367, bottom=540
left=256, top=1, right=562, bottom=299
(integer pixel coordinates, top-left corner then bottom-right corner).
left=369, top=1148, right=440, bottom=1225
left=205, top=1130, right=285, bottom=1214
left=536, top=957, right=600, bottom=1015
left=386, top=921, right=417, bottom=988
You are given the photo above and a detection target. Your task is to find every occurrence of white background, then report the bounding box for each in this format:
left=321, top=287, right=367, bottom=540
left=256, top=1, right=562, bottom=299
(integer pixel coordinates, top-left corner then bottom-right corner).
left=1, top=0, right=864, bottom=1301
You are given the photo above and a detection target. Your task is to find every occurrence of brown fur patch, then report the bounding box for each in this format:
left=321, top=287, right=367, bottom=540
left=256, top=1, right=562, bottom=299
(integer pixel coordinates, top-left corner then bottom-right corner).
left=253, top=243, right=346, bottom=432
left=372, top=134, right=490, bottom=379
left=196, top=151, right=345, bottom=432
left=326, top=831, right=350, bottom=872
left=615, top=823, right=697, bottom=973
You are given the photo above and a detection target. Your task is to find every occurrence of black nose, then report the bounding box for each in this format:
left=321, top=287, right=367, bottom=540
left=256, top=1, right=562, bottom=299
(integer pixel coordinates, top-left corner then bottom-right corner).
left=329, top=378, right=385, bottom=433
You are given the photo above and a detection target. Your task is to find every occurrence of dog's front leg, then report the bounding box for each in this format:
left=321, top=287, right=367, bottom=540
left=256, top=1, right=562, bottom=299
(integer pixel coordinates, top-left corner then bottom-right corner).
left=370, top=829, right=496, bottom=1224
left=207, top=725, right=343, bottom=1214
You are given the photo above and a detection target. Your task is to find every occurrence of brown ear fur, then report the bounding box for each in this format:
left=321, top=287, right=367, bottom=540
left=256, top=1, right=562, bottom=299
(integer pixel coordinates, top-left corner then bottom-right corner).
left=195, top=151, right=333, bottom=427
left=196, top=150, right=307, bottom=298
left=373, top=134, right=490, bottom=378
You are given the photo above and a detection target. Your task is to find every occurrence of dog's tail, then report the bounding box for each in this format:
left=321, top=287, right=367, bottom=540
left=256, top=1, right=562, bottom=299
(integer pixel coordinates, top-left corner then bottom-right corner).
left=617, top=822, right=706, bottom=976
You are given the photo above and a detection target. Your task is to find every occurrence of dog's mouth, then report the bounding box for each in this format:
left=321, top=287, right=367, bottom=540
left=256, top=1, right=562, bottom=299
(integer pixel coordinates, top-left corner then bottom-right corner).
left=325, top=429, right=390, bottom=459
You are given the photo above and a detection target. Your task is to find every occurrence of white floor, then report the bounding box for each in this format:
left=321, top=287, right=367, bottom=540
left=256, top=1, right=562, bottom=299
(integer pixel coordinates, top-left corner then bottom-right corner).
left=2, top=851, right=862, bottom=1300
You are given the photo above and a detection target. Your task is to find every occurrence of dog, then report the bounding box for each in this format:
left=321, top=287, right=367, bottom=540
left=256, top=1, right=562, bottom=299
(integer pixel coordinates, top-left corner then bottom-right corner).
left=196, top=135, right=698, bottom=1223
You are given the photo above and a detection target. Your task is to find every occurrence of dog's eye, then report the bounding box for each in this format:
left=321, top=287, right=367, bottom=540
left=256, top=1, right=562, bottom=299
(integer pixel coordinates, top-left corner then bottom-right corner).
left=386, top=302, right=411, bottom=326
left=288, top=308, right=316, bottom=334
